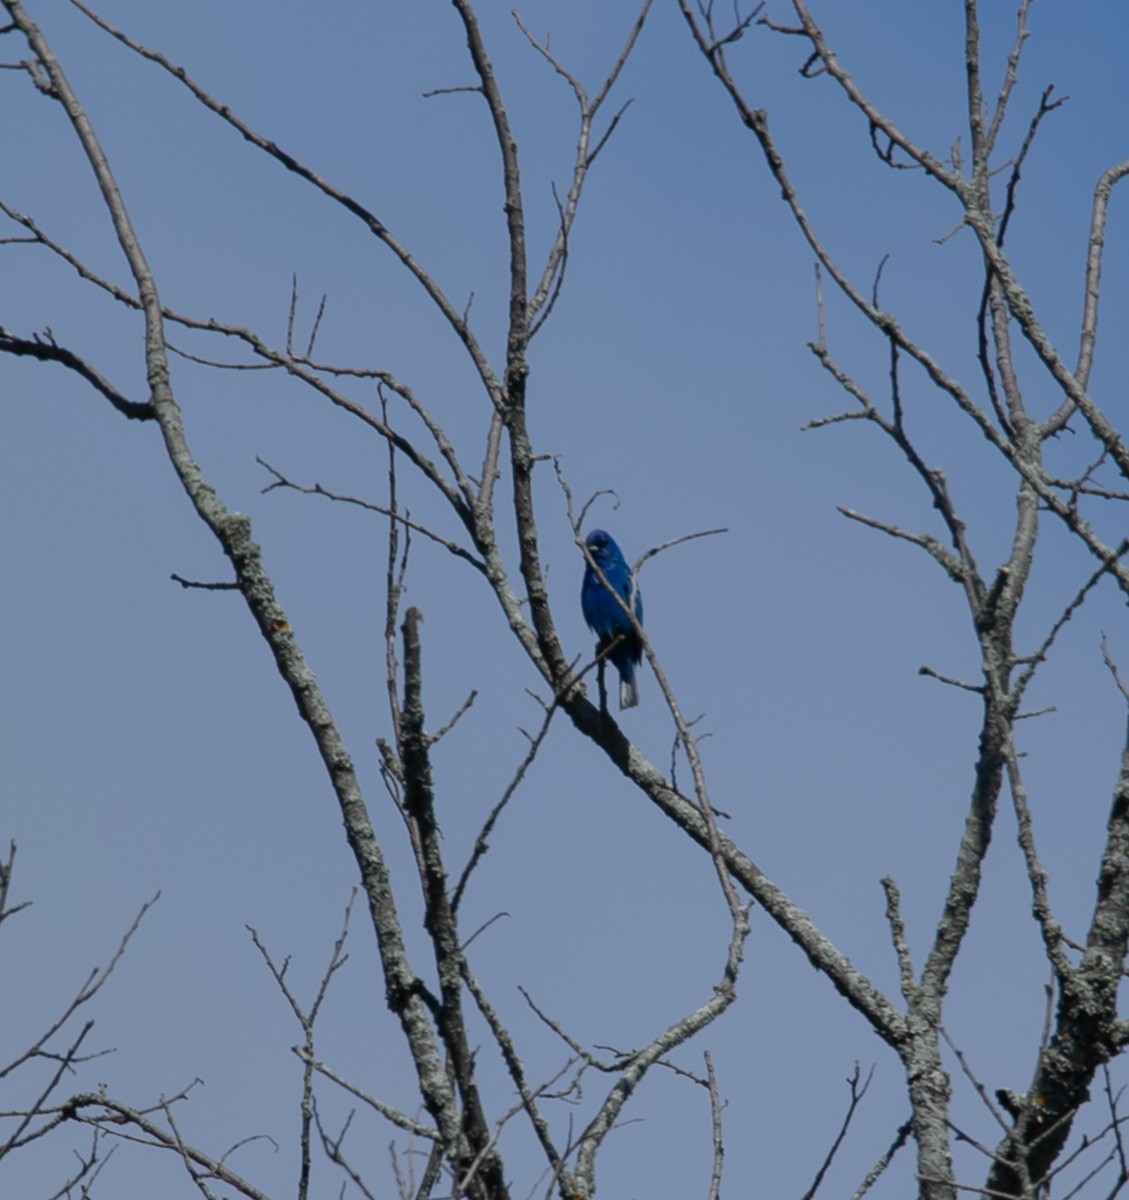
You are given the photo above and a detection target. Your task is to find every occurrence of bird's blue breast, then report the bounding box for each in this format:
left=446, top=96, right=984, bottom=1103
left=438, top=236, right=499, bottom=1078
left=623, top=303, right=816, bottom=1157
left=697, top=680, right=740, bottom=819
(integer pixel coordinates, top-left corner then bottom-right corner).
left=581, top=558, right=642, bottom=636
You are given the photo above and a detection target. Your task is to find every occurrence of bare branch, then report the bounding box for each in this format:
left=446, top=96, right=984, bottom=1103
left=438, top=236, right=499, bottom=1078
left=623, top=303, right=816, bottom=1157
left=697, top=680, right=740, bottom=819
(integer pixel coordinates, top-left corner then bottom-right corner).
left=0, top=892, right=158, bottom=1087
left=838, top=506, right=968, bottom=585
left=849, top=1118, right=913, bottom=1200
left=58, top=1089, right=271, bottom=1200
left=881, top=877, right=917, bottom=1007
left=292, top=1049, right=438, bottom=1142
left=0, top=842, right=31, bottom=926
left=519, top=2, right=654, bottom=329
left=65, top=0, right=504, bottom=411
left=256, top=457, right=486, bottom=574
left=799, top=1064, right=875, bottom=1200
left=0, top=324, right=152, bottom=419
left=704, top=1051, right=726, bottom=1200
left=451, top=694, right=561, bottom=912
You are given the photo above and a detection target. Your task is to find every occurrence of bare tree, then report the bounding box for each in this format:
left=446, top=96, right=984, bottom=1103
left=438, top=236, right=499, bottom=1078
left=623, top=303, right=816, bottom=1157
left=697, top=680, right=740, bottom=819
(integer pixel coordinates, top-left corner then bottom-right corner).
left=2, top=2, right=1129, bottom=1199
left=678, top=2, right=1129, bottom=1198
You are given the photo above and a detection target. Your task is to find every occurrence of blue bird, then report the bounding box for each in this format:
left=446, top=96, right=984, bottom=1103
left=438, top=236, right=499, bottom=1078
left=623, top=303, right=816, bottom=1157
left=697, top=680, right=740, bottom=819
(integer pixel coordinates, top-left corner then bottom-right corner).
left=581, top=529, right=644, bottom=709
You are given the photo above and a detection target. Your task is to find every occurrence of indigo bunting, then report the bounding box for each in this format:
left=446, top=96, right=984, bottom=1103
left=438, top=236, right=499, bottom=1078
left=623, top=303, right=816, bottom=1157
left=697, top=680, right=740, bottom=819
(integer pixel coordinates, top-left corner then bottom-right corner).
left=581, top=529, right=643, bottom=709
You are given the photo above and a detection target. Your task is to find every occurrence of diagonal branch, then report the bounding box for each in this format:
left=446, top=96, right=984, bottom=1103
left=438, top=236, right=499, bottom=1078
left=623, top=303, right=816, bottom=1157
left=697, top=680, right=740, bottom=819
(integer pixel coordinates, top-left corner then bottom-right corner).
left=0, top=325, right=153, bottom=419
left=65, top=0, right=503, bottom=411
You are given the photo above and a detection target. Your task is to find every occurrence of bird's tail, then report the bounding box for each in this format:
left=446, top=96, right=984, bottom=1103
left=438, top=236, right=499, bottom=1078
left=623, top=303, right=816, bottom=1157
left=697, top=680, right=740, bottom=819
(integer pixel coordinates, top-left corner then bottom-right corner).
left=619, top=667, right=639, bottom=710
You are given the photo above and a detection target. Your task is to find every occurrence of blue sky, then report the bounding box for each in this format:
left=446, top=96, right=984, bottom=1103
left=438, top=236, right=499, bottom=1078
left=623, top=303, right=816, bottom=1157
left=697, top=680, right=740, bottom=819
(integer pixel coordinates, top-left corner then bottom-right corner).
left=4, top=2, right=1129, bottom=1196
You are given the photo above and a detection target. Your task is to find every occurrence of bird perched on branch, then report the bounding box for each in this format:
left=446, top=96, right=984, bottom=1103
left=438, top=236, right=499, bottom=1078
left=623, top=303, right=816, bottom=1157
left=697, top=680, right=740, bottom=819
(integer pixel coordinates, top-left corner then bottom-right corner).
left=581, top=529, right=644, bottom=710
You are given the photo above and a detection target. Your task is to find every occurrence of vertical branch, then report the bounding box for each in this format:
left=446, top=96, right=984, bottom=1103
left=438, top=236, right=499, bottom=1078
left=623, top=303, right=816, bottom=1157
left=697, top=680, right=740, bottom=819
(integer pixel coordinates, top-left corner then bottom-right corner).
left=398, top=608, right=510, bottom=1200
left=0, top=842, right=30, bottom=927
left=986, top=710, right=1129, bottom=1196
left=382, top=388, right=405, bottom=737
left=962, top=0, right=987, bottom=183
left=246, top=897, right=355, bottom=1200
left=1063, top=158, right=1129, bottom=422
left=1003, top=737, right=1072, bottom=981
left=520, top=1, right=654, bottom=329
left=980, top=1, right=1033, bottom=163
left=704, top=1052, right=726, bottom=1200
left=449, top=1, right=576, bottom=692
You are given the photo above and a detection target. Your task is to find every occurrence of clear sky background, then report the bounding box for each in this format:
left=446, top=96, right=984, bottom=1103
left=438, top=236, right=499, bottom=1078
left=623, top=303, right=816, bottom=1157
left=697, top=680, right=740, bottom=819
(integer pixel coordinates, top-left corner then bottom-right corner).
left=3, top=2, right=1129, bottom=1197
